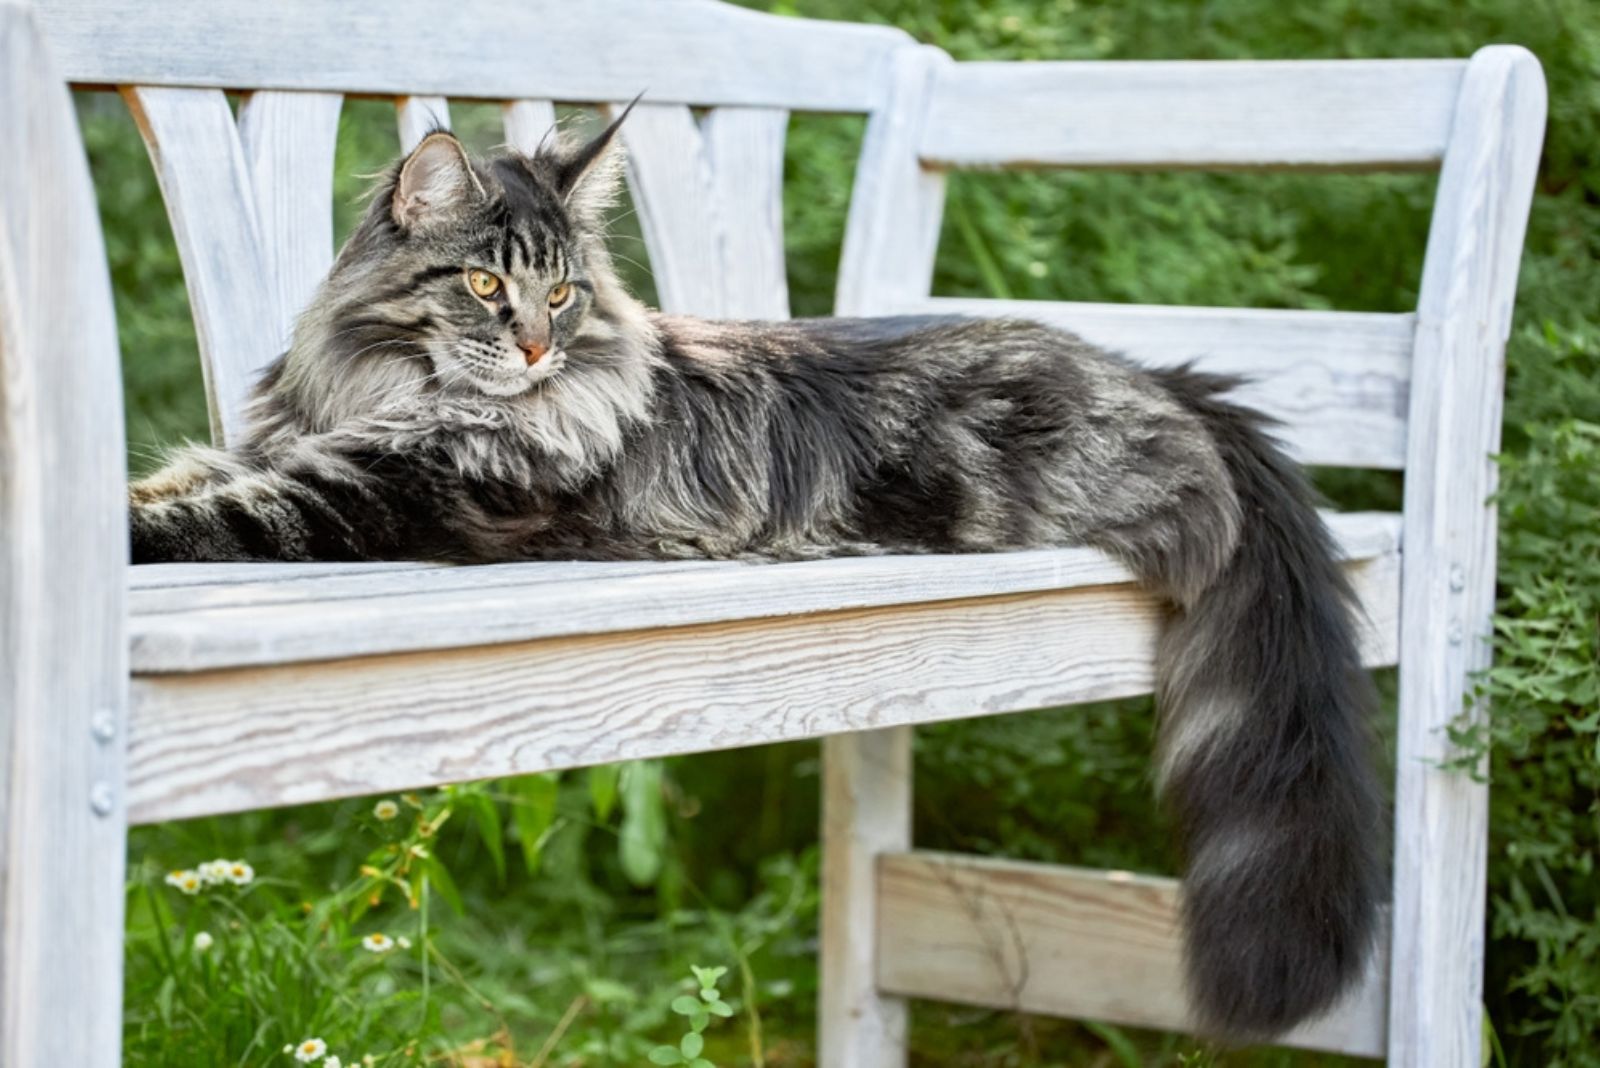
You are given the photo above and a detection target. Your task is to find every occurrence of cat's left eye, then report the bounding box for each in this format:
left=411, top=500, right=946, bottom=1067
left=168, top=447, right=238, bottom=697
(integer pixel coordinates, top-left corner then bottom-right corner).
left=548, top=282, right=573, bottom=308
left=467, top=269, right=502, bottom=299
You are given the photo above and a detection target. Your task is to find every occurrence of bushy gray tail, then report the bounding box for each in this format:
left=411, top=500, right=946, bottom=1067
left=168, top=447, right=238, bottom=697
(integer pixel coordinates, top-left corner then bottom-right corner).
left=1150, top=368, right=1383, bottom=1039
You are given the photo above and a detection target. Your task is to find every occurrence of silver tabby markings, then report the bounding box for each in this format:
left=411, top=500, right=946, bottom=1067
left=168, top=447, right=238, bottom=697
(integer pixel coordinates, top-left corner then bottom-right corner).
left=131, top=111, right=1382, bottom=1041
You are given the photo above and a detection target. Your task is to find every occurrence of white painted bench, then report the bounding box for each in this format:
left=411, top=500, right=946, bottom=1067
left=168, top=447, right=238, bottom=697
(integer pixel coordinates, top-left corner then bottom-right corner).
left=0, top=1, right=1544, bottom=1064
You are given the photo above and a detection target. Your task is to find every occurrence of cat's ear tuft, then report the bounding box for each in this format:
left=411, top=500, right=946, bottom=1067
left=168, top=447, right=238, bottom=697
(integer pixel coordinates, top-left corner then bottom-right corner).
left=554, top=96, right=638, bottom=225
left=392, top=131, right=484, bottom=228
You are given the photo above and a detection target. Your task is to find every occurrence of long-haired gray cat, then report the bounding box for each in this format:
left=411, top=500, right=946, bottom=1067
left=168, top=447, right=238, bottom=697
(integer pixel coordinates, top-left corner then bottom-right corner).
left=130, top=110, right=1381, bottom=1040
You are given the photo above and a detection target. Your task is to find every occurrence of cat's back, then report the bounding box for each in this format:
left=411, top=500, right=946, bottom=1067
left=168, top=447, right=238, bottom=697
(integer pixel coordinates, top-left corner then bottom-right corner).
left=650, top=311, right=1113, bottom=380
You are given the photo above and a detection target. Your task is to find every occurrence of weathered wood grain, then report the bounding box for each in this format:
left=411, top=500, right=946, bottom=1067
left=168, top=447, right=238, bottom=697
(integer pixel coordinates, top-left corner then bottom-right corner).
left=615, top=103, right=730, bottom=316
left=126, top=512, right=1400, bottom=672
left=611, top=102, right=788, bottom=318
left=877, top=854, right=1389, bottom=1058
left=121, top=86, right=278, bottom=444
left=702, top=107, right=790, bottom=319
left=919, top=60, right=1466, bottom=170
left=35, top=0, right=911, bottom=111
left=235, top=90, right=343, bottom=351
left=821, top=729, right=911, bottom=1067
left=836, top=45, right=948, bottom=315
left=907, top=299, right=1415, bottom=469
left=125, top=545, right=1399, bottom=825
left=0, top=6, right=129, bottom=1063
left=1387, top=45, right=1546, bottom=1068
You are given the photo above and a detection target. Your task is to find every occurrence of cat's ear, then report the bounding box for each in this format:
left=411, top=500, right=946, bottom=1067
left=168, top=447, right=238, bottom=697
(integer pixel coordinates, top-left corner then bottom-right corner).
left=554, top=96, right=637, bottom=226
left=392, top=131, right=484, bottom=228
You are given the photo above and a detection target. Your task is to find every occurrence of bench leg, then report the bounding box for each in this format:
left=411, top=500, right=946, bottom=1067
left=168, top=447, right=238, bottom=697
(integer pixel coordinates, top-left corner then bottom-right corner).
left=1387, top=46, right=1546, bottom=1068
left=820, top=728, right=911, bottom=1067
left=0, top=5, right=131, bottom=1061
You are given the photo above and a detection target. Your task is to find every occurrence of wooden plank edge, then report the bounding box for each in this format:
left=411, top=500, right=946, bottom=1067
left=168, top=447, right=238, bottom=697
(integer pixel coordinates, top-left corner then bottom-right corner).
left=129, top=512, right=1401, bottom=673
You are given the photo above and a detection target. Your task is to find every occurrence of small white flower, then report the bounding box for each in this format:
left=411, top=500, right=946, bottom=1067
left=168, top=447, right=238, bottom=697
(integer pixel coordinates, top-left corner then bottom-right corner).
left=225, top=860, right=254, bottom=886
left=324, top=1058, right=343, bottom=1068
left=199, top=859, right=231, bottom=886
left=361, top=933, right=394, bottom=953
left=192, top=931, right=214, bottom=952
left=283, top=1046, right=294, bottom=1055
left=293, top=1037, right=327, bottom=1062
left=372, top=799, right=400, bottom=821
left=165, top=869, right=202, bottom=895
left=396, top=936, right=412, bottom=950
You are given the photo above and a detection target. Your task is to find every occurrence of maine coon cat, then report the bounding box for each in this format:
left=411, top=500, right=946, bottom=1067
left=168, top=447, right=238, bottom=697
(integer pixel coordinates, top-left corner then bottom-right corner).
left=130, top=110, right=1382, bottom=1040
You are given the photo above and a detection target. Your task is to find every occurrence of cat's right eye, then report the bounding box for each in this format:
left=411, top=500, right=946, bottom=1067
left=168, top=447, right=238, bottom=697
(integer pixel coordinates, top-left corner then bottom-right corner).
left=467, top=269, right=502, bottom=299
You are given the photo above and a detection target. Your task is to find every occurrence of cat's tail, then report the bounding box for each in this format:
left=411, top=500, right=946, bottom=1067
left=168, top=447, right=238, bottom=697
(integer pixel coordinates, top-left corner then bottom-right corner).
left=1144, top=366, right=1383, bottom=1039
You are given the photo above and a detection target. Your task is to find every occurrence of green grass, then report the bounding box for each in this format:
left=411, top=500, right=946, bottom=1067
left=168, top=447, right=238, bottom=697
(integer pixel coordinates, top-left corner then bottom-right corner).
left=96, top=0, right=1600, bottom=1063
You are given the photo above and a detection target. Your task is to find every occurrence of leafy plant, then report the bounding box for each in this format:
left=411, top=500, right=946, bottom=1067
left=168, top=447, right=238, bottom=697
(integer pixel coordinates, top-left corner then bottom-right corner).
left=649, top=966, right=735, bottom=1067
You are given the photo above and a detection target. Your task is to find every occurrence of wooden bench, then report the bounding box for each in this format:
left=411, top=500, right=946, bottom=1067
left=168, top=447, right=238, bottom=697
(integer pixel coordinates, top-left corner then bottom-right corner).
left=0, top=1, right=1544, bottom=1064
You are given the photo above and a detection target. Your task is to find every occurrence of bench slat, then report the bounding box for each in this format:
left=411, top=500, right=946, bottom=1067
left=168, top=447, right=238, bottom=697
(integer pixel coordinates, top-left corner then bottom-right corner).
left=920, top=60, right=1465, bottom=171
left=615, top=103, right=790, bottom=318
left=127, top=512, right=1400, bottom=672
left=877, top=853, right=1388, bottom=1058
left=907, top=298, right=1414, bottom=469
left=702, top=106, right=791, bottom=319
left=502, top=99, right=559, bottom=155
left=236, top=90, right=343, bottom=350
left=36, top=0, right=910, bottom=112
left=618, top=103, right=730, bottom=316
left=397, top=95, right=451, bottom=153
left=125, top=540, right=1398, bottom=824
left=121, top=86, right=278, bottom=445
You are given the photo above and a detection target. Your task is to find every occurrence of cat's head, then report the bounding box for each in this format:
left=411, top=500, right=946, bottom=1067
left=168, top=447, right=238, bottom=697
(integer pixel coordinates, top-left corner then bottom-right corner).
left=276, top=105, right=649, bottom=433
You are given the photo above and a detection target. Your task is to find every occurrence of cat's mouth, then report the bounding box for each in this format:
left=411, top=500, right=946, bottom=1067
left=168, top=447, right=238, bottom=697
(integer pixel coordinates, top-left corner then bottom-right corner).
left=471, top=350, right=567, bottom=397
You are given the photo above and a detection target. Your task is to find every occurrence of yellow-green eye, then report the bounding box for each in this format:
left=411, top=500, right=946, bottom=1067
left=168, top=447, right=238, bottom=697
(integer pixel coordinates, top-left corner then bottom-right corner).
left=548, top=282, right=573, bottom=308
left=467, top=269, right=501, bottom=299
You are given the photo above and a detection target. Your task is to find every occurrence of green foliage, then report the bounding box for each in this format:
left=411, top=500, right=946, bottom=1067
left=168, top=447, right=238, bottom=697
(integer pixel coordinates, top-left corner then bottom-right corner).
left=94, top=0, right=1599, bottom=1063
left=650, top=966, right=734, bottom=1067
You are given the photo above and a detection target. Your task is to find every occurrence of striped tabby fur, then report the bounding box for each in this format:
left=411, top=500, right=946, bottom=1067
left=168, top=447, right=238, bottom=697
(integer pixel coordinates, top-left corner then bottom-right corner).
left=130, top=112, right=1381, bottom=1040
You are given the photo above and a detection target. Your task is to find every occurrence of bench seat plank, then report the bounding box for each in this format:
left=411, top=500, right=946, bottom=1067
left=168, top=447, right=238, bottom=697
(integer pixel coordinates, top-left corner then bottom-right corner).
left=124, top=514, right=1399, bottom=824
left=128, top=512, right=1401, bottom=673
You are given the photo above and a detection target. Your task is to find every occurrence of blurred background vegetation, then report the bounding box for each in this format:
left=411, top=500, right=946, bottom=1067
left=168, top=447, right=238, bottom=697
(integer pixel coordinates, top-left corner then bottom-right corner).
left=89, top=0, right=1597, bottom=1064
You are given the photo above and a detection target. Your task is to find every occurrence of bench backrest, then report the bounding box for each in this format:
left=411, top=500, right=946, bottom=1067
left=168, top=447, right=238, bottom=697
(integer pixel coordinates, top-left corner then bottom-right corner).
left=37, top=0, right=911, bottom=442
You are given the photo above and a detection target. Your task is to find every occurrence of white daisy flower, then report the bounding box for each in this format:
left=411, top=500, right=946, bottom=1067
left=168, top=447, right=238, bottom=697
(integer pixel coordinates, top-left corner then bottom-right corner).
left=292, top=1037, right=327, bottom=1062
left=396, top=936, right=412, bottom=950
left=165, top=869, right=202, bottom=895
left=225, top=860, right=255, bottom=886
left=324, top=1058, right=343, bottom=1068
left=361, top=933, right=394, bottom=953
left=372, top=799, right=400, bottom=821
left=199, top=859, right=231, bottom=886
left=192, top=931, right=214, bottom=952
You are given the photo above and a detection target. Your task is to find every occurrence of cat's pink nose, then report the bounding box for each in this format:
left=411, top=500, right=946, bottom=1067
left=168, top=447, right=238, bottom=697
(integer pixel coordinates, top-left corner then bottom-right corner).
left=521, top=342, right=548, bottom=366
